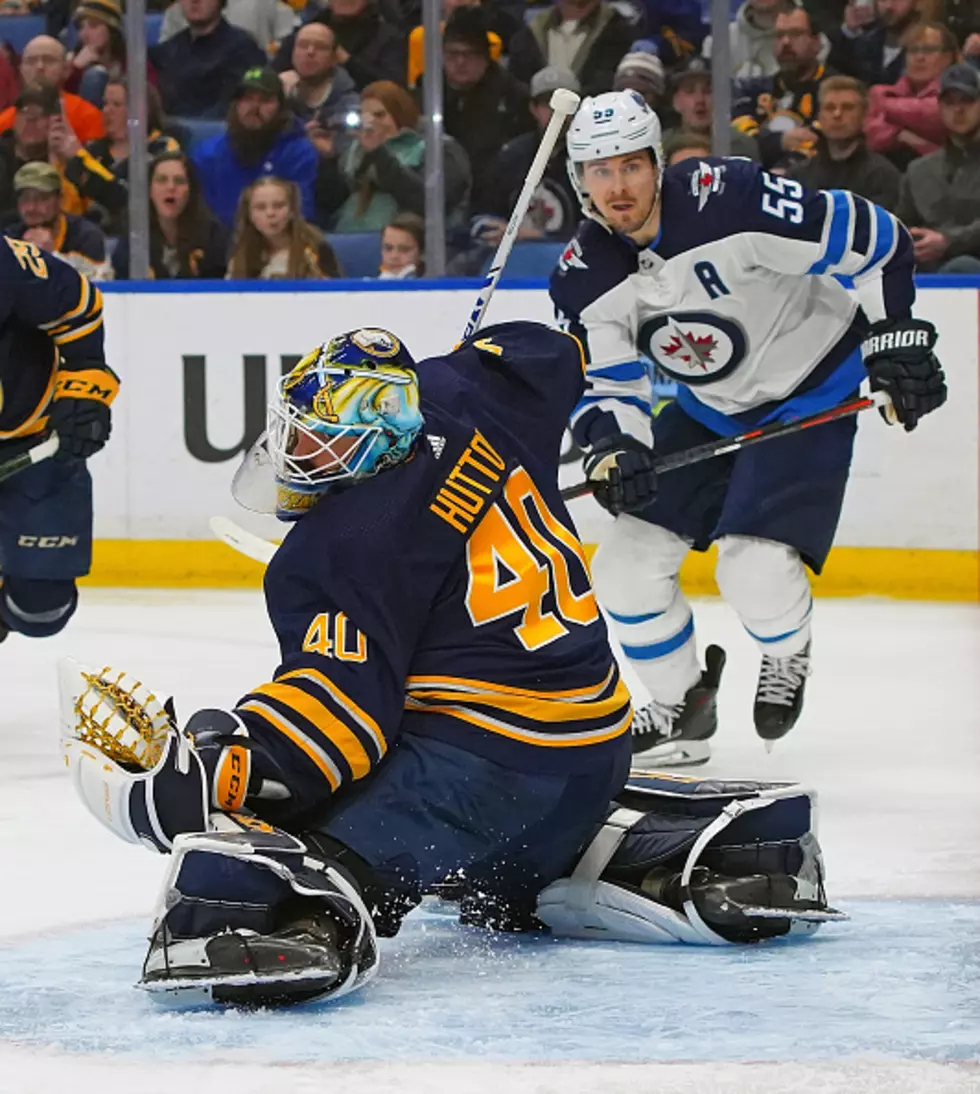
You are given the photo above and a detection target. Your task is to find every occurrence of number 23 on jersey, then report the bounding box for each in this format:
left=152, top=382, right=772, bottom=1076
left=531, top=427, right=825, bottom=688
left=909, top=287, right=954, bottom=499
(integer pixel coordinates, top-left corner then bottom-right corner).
left=465, top=466, right=599, bottom=651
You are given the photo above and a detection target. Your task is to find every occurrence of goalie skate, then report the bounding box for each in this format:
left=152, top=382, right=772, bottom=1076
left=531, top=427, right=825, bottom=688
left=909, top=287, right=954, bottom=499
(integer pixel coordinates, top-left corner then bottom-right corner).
left=631, top=645, right=726, bottom=768
left=141, top=910, right=347, bottom=1008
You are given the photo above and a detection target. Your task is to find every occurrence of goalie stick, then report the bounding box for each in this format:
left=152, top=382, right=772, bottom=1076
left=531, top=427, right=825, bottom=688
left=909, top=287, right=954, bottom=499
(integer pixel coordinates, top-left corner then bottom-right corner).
left=462, top=86, right=581, bottom=340
left=560, top=391, right=894, bottom=502
left=0, top=432, right=58, bottom=485
left=209, top=516, right=278, bottom=565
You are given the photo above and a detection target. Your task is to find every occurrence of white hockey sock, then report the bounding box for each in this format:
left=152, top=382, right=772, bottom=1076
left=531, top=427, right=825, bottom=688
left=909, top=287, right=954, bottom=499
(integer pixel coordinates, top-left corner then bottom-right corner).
left=715, top=535, right=813, bottom=658
left=592, top=516, right=700, bottom=706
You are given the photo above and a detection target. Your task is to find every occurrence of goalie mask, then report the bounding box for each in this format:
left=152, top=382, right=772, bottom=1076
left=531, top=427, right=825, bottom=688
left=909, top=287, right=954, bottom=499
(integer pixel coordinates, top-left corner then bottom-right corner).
left=266, top=328, right=424, bottom=519
left=566, top=90, right=664, bottom=230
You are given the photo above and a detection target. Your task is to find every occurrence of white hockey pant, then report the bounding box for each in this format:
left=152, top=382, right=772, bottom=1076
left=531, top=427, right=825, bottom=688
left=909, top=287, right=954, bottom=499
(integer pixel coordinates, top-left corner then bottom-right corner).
left=592, top=519, right=812, bottom=705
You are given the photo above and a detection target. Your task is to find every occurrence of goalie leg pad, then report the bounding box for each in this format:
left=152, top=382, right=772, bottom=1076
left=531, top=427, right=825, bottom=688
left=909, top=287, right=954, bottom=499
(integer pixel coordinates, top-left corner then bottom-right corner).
left=140, top=823, right=379, bottom=1008
left=536, top=778, right=846, bottom=945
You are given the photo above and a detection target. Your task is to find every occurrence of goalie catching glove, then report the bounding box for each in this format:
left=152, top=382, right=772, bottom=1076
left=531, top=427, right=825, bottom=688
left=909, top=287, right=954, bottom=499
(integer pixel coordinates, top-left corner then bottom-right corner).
left=58, top=659, right=289, bottom=852
left=862, top=317, right=946, bottom=433
left=583, top=434, right=658, bottom=516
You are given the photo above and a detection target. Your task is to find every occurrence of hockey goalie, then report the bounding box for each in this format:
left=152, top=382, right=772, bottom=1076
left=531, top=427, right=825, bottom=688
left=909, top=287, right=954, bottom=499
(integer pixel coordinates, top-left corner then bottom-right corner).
left=60, top=322, right=844, bottom=1009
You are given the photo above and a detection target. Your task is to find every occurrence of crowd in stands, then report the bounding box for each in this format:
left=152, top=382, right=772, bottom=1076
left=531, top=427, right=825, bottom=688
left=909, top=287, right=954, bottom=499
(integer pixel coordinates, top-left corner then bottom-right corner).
left=0, top=0, right=976, bottom=278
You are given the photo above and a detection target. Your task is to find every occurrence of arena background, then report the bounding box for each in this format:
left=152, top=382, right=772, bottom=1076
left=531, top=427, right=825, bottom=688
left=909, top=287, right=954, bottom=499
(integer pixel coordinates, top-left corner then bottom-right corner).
left=86, top=276, right=979, bottom=599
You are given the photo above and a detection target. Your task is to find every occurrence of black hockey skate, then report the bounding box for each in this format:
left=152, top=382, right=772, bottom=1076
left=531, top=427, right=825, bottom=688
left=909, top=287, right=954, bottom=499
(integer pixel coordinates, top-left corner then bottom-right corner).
left=141, top=908, right=348, bottom=1008
left=754, top=642, right=811, bottom=742
left=630, top=645, right=726, bottom=768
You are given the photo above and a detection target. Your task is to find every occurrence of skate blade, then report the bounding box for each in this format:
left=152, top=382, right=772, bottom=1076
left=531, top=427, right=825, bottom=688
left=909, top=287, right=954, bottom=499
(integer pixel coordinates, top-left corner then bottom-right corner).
left=740, top=905, right=850, bottom=923
left=631, top=740, right=711, bottom=768
left=139, top=966, right=338, bottom=1008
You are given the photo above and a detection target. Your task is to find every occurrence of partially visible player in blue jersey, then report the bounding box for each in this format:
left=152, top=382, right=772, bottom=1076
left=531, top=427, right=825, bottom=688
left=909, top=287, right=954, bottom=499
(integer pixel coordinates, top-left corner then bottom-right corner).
left=550, top=90, right=946, bottom=767
left=0, top=235, right=117, bottom=644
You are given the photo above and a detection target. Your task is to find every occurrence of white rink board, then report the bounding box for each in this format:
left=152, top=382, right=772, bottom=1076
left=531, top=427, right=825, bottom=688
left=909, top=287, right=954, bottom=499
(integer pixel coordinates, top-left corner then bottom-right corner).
left=93, top=284, right=978, bottom=549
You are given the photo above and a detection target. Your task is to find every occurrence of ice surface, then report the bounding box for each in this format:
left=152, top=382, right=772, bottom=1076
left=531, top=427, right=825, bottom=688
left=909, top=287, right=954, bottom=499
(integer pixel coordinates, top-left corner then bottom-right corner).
left=2, top=591, right=978, bottom=1092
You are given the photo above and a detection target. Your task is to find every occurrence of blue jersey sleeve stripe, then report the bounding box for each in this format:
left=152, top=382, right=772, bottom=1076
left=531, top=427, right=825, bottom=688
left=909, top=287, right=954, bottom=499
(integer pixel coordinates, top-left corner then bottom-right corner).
left=588, top=360, right=649, bottom=381
left=574, top=393, right=653, bottom=414
left=854, top=204, right=897, bottom=278
left=808, top=190, right=852, bottom=275
left=851, top=196, right=871, bottom=257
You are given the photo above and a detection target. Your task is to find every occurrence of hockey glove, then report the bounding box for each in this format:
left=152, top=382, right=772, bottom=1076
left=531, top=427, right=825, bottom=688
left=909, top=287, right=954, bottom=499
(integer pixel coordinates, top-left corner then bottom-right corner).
left=48, top=363, right=118, bottom=460
left=584, top=435, right=658, bottom=516
left=862, top=318, right=946, bottom=433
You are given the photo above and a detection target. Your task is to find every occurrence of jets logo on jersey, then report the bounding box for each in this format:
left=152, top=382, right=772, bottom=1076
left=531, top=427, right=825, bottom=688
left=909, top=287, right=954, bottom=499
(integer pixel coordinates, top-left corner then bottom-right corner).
left=691, top=162, right=726, bottom=211
left=558, top=238, right=588, bottom=272
left=638, top=311, right=747, bottom=385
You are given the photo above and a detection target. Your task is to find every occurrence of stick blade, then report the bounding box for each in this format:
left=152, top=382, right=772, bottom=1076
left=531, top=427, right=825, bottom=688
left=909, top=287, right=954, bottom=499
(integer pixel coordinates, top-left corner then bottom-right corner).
left=209, top=516, right=278, bottom=565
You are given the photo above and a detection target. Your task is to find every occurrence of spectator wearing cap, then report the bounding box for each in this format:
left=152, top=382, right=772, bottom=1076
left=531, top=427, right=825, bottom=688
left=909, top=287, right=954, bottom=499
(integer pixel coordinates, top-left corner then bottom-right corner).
left=4, top=161, right=111, bottom=280
left=897, top=63, right=980, bottom=273
left=663, top=127, right=713, bottom=164
left=159, top=0, right=297, bottom=57
left=54, top=77, right=181, bottom=236
left=150, top=0, right=266, bottom=119
left=865, top=20, right=956, bottom=169
left=406, top=0, right=504, bottom=89
left=273, top=0, right=406, bottom=92
left=790, top=75, right=901, bottom=211
left=192, top=66, right=318, bottom=226
left=508, top=0, right=635, bottom=97
left=704, top=0, right=817, bottom=81
left=613, top=51, right=665, bottom=109
left=828, top=0, right=919, bottom=89
left=663, top=57, right=760, bottom=160
left=438, top=6, right=533, bottom=215
left=314, top=79, right=470, bottom=232
left=279, top=22, right=358, bottom=141
left=0, top=87, right=88, bottom=221
left=64, top=0, right=158, bottom=108
left=0, top=36, right=104, bottom=144
left=732, top=7, right=833, bottom=169
left=476, top=66, right=580, bottom=248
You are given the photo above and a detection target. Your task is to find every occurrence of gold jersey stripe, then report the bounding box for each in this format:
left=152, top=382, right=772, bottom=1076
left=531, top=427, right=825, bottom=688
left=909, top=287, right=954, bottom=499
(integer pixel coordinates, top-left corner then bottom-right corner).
left=238, top=698, right=341, bottom=790
left=250, top=681, right=374, bottom=779
left=405, top=665, right=616, bottom=703
left=277, top=667, right=387, bottom=757
left=405, top=697, right=633, bottom=747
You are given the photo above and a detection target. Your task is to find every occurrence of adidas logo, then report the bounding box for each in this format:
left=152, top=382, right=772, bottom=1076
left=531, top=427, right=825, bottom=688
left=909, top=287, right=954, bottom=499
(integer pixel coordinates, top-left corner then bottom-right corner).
left=427, top=434, right=446, bottom=459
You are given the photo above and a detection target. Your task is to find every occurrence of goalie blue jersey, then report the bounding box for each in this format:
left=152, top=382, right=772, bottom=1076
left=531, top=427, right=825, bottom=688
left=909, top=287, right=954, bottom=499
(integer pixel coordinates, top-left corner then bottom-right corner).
left=234, top=322, right=633, bottom=817
left=0, top=235, right=107, bottom=445
left=550, top=156, right=915, bottom=450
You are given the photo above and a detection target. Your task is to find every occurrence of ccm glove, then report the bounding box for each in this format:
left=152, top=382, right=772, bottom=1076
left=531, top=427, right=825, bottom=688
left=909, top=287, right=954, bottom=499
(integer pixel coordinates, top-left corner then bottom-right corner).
left=584, top=435, right=658, bottom=516
left=862, top=317, right=946, bottom=433
left=48, top=363, right=118, bottom=460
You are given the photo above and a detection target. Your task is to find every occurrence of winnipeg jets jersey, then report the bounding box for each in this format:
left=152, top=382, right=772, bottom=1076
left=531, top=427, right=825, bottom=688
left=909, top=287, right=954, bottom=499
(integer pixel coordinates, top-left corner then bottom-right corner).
left=549, top=156, right=915, bottom=449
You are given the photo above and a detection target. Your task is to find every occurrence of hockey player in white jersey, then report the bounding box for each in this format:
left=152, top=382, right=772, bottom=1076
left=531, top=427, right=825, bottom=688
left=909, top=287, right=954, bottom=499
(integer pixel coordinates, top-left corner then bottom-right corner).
left=550, top=90, right=946, bottom=766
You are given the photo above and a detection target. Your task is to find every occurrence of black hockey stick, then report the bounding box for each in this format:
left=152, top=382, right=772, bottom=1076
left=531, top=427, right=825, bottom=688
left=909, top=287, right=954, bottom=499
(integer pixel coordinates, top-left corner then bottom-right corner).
left=560, top=392, right=891, bottom=502
left=0, top=432, right=59, bottom=486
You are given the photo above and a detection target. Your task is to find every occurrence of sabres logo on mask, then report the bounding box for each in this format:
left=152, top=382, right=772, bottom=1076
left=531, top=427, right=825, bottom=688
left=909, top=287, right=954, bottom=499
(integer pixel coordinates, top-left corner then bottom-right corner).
left=267, top=329, right=424, bottom=519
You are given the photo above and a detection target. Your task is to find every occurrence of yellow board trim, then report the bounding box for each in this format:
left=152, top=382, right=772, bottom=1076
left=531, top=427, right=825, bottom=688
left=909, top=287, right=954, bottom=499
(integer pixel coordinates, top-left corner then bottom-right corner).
left=78, top=540, right=980, bottom=602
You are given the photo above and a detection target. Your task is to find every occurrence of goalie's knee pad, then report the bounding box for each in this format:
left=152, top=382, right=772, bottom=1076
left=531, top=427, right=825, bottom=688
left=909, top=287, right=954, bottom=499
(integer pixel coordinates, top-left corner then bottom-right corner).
left=140, top=822, right=379, bottom=1008
left=0, top=576, right=77, bottom=637
left=536, top=774, right=846, bottom=946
